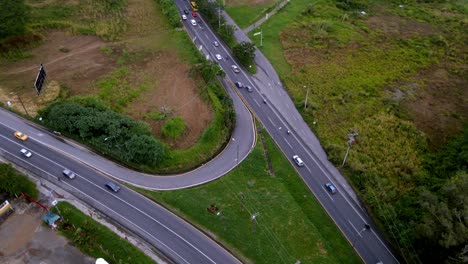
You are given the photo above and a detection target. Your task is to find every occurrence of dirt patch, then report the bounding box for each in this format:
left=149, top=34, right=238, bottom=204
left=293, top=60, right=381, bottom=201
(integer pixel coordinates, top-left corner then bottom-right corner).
left=366, top=15, right=437, bottom=38
left=0, top=31, right=115, bottom=114
left=0, top=200, right=94, bottom=264
left=400, top=67, right=467, bottom=148
left=125, top=51, right=213, bottom=149
left=0, top=0, right=215, bottom=150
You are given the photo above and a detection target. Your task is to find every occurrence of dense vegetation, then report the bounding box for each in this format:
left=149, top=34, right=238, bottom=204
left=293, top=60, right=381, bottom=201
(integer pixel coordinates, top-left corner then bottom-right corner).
left=39, top=97, right=166, bottom=169
left=0, top=0, right=28, bottom=39
left=0, top=163, right=38, bottom=199
left=242, top=0, right=467, bottom=262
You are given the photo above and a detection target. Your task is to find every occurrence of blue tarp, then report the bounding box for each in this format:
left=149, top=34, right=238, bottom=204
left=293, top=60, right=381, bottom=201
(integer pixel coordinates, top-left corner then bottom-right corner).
left=42, top=212, right=60, bottom=225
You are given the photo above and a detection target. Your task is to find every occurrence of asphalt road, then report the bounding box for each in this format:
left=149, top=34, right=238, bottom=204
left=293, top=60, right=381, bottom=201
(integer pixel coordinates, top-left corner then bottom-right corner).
left=0, top=122, right=241, bottom=264
left=0, top=2, right=400, bottom=264
left=176, top=3, right=401, bottom=264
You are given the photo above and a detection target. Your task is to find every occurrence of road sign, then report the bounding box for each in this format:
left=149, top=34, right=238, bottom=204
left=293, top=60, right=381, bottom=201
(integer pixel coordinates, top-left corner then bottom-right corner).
left=34, top=64, right=47, bottom=95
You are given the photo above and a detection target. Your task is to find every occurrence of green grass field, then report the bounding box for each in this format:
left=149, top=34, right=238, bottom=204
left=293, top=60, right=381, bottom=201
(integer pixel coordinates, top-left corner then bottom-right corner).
left=137, top=126, right=361, bottom=264
left=53, top=202, right=156, bottom=263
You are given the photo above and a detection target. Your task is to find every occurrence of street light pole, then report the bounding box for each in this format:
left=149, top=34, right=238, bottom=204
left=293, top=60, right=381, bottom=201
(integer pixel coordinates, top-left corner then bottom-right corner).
left=304, top=86, right=309, bottom=109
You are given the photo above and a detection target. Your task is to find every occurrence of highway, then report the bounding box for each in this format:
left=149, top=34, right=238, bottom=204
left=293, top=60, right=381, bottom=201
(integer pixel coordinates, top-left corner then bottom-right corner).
left=0, top=1, right=400, bottom=264
left=0, top=121, right=241, bottom=264
left=174, top=1, right=400, bottom=264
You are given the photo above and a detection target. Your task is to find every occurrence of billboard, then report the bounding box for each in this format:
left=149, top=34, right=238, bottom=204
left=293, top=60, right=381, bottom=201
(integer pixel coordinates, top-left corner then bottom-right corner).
left=34, top=64, right=47, bottom=95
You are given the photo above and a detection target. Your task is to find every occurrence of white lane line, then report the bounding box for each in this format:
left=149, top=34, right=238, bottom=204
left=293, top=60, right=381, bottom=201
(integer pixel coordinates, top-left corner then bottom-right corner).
left=323, top=187, right=335, bottom=202
left=284, top=138, right=292, bottom=149
left=0, top=135, right=217, bottom=264
left=267, top=117, right=276, bottom=127
left=348, top=219, right=362, bottom=237
left=0, top=146, right=193, bottom=263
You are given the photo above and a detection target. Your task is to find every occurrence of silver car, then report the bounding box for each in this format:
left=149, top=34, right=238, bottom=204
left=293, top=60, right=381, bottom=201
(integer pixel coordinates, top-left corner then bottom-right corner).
left=20, top=148, right=32, bottom=158
left=292, top=155, right=304, bottom=167
left=62, top=169, right=76, bottom=179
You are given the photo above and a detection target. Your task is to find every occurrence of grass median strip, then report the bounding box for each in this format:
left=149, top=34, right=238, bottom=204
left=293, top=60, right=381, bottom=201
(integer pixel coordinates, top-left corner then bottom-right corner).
left=53, top=202, right=156, bottom=264
left=136, top=126, right=360, bottom=264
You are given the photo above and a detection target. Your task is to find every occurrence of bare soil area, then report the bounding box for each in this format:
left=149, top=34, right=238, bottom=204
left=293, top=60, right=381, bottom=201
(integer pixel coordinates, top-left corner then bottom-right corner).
left=0, top=0, right=214, bottom=149
left=400, top=67, right=467, bottom=147
left=0, top=200, right=94, bottom=264
left=0, top=31, right=114, bottom=115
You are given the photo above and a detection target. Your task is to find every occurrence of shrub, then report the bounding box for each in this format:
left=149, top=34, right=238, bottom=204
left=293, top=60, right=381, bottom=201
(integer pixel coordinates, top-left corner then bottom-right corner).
left=162, top=117, right=186, bottom=139
left=0, top=163, right=38, bottom=199
left=40, top=97, right=166, bottom=167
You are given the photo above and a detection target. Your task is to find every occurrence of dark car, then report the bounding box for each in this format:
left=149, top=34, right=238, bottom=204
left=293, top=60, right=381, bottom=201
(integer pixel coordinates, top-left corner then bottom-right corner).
left=105, top=182, right=121, bottom=193
left=62, top=169, right=76, bottom=179
left=183, top=9, right=189, bottom=14
left=325, top=182, right=337, bottom=194
left=245, top=85, right=253, bottom=92
left=235, top=82, right=243, bottom=88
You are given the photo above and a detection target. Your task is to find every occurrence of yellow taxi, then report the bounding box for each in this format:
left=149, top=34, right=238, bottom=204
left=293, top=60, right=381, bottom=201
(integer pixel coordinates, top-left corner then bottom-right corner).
left=14, top=131, right=29, bottom=141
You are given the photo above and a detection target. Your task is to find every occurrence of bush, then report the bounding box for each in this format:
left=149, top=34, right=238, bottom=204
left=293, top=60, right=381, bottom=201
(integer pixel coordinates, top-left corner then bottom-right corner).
left=0, top=163, right=38, bottom=199
left=0, top=0, right=29, bottom=39
left=161, top=117, right=186, bottom=139
left=39, top=97, right=166, bottom=168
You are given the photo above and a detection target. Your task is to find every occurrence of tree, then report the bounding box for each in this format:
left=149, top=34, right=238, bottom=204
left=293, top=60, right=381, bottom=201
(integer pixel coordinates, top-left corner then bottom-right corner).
left=233, top=41, right=256, bottom=68
left=0, top=0, right=28, bottom=39
left=414, top=172, right=468, bottom=263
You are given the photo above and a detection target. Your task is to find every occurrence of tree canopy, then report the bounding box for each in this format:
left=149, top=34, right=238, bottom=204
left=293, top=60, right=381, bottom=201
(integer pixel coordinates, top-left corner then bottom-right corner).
left=0, top=0, right=28, bottom=39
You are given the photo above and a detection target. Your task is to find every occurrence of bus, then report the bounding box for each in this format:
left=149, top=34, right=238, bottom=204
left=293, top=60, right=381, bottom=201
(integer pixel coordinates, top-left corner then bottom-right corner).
left=190, top=1, right=198, bottom=12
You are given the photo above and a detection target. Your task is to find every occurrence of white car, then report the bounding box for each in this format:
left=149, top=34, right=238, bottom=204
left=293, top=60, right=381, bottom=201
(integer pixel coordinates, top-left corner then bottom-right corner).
left=231, top=65, right=240, bottom=73
left=190, top=19, right=197, bottom=26
left=292, top=155, right=304, bottom=167
left=20, top=148, right=32, bottom=158
left=215, top=54, right=222, bottom=60
left=182, top=14, right=187, bottom=20
left=213, top=41, right=219, bottom=47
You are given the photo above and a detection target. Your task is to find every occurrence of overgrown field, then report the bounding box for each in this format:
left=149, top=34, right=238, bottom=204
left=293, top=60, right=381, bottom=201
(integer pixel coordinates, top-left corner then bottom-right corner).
left=53, top=202, right=156, bottom=264
left=137, top=126, right=361, bottom=264
left=0, top=0, right=233, bottom=172
left=239, top=0, right=467, bottom=262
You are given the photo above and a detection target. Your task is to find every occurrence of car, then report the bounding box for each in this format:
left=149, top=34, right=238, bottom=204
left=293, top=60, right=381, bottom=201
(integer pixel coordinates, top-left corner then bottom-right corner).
left=105, top=182, right=121, bottom=193
left=192, top=12, right=197, bottom=17
left=62, top=169, right=76, bottom=179
left=20, top=148, right=32, bottom=158
left=183, top=9, right=189, bottom=14
left=181, top=14, right=187, bottom=20
left=14, top=131, right=28, bottom=141
left=190, top=19, right=197, bottom=26
left=292, top=155, right=304, bottom=167
left=213, top=41, right=219, bottom=47
left=231, top=65, right=240, bottom=73
left=246, top=85, right=253, bottom=92
left=215, top=54, right=222, bottom=60
left=325, top=182, right=337, bottom=194
left=235, top=82, right=243, bottom=88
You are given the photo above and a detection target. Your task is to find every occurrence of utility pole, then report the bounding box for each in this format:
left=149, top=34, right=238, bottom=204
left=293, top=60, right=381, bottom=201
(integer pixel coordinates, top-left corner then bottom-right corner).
left=218, top=5, right=221, bottom=29
left=17, top=88, right=31, bottom=117
left=253, top=29, right=263, bottom=47
left=304, top=86, right=309, bottom=109
left=342, top=131, right=358, bottom=167
left=251, top=212, right=260, bottom=233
